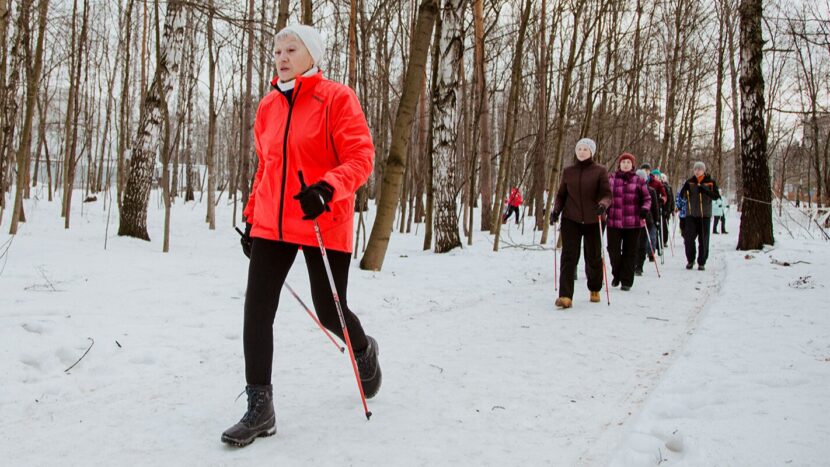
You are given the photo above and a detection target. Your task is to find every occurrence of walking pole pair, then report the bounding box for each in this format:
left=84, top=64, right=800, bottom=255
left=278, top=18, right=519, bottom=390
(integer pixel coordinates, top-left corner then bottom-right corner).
left=299, top=172, right=372, bottom=420
left=643, top=224, right=662, bottom=278
left=597, top=216, right=611, bottom=306
left=234, top=226, right=345, bottom=354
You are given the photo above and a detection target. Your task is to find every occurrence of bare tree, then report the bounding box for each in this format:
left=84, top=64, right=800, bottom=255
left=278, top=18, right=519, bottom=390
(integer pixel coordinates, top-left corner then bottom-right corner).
left=118, top=0, right=187, bottom=240
left=736, top=0, right=773, bottom=249
left=361, top=0, right=438, bottom=270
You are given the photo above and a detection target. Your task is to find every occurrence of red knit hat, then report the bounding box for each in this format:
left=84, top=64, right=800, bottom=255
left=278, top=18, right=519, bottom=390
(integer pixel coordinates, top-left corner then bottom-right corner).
left=617, top=152, right=636, bottom=167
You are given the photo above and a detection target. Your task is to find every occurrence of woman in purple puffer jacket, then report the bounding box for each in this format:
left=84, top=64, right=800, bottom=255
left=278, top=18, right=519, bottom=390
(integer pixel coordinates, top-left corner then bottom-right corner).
left=605, top=153, right=651, bottom=291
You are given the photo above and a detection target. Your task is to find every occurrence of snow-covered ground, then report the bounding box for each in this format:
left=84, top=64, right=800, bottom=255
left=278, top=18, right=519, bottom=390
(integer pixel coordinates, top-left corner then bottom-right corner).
left=1, top=189, right=828, bottom=466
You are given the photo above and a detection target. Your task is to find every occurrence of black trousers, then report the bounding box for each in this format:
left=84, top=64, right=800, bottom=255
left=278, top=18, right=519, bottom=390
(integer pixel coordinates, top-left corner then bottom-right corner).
left=503, top=205, right=520, bottom=224
left=607, top=227, right=641, bottom=287
left=683, top=216, right=711, bottom=266
left=558, top=218, right=604, bottom=299
left=243, top=238, right=368, bottom=385
left=712, top=215, right=727, bottom=233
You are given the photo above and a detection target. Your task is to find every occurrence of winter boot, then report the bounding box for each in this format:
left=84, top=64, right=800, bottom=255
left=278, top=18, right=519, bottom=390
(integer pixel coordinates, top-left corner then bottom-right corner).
left=356, top=336, right=382, bottom=399
left=221, top=384, right=276, bottom=447
left=555, top=297, right=572, bottom=309
left=611, top=278, right=620, bottom=287
left=685, top=263, right=694, bottom=270
left=698, top=264, right=705, bottom=271
left=589, top=291, right=601, bottom=303
left=620, top=285, right=631, bottom=291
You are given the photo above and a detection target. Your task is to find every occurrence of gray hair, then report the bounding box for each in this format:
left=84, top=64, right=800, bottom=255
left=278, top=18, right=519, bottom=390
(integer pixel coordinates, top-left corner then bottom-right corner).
left=693, top=161, right=706, bottom=171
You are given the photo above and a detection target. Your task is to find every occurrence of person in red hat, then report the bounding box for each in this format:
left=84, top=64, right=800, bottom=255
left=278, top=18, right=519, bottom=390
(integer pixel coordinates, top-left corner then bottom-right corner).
left=605, top=153, right=651, bottom=291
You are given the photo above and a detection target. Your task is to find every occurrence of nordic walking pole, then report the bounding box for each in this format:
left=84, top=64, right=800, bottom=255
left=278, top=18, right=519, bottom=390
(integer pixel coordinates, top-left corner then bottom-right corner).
left=597, top=216, right=611, bottom=306
left=284, top=283, right=346, bottom=353
left=670, top=213, right=677, bottom=256
left=234, top=227, right=345, bottom=354
left=668, top=213, right=675, bottom=256
left=553, top=221, right=558, bottom=291
left=298, top=172, right=372, bottom=420
left=659, top=213, right=665, bottom=265
left=643, top=225, right=661, bottom=278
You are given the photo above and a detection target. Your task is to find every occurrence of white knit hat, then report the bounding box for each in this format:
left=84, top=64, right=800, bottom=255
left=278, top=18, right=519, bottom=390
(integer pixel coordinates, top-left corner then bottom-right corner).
left=575, top=138, right=597, bottom=157
left=277, top=24, right=325, bottom=66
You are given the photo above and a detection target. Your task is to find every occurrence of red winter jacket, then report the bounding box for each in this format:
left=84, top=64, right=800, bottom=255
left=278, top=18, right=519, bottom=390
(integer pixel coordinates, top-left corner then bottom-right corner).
left=507, top=188, right=523, bottom=207
left=243, top=71, right=374, bottom=253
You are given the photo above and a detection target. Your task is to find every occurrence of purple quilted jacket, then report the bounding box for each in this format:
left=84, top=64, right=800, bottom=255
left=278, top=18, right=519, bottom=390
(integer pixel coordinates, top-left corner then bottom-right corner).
left=606, top=170, right=651, bottom=229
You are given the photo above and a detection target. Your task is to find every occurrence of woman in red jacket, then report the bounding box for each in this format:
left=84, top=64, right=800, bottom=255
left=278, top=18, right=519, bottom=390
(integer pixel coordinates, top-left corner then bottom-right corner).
left=222, top=24, right=380, bottom=447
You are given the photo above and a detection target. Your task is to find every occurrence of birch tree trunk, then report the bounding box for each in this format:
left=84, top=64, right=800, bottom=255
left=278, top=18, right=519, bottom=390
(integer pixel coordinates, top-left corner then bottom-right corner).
left=360, top=0, right=438, bottom=270
left=118, top=0, right=186, bottom=240
left=736, top=0, right=773, bottom=250
left=432, top=0, right=464, bottom=253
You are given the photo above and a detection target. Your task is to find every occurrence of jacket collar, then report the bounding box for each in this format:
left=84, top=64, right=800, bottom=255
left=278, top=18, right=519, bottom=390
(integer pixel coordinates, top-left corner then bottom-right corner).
left=270, top=69, right=324, bottom=100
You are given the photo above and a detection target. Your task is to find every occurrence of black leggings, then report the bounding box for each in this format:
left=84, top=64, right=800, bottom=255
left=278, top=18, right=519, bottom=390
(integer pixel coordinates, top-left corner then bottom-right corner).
left=503, top=205, right=520, bottom=223
left=243, top=238, right=368, bottom=385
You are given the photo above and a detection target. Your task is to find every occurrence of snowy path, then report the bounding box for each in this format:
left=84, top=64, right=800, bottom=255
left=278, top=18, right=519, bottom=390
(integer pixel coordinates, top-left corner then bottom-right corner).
left=2, top=197, right=826, bottom=465
left=609, top=224, right=830, bottom=466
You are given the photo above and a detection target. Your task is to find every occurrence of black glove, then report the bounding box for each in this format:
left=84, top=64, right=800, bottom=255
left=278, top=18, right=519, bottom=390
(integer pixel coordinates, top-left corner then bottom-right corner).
left=639, top=208, right=649, bottom=219
left=293, top=180, right=334, bottom=220
left=240, top=223, right=252, bottom=259
left=550, top=211, right=560, bottom=225
left=596, top=204, right=607, bottom=216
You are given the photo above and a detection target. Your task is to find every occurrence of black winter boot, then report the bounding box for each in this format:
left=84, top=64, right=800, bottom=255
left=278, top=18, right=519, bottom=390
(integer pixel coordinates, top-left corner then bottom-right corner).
left=221, top=384, right=276, bottom=447
left=355, top=336, right=382, bottom=399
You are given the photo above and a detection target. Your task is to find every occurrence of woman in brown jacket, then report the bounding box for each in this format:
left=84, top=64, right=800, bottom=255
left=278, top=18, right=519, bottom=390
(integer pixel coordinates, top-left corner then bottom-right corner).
left=550, top=138, right=613, bottom=308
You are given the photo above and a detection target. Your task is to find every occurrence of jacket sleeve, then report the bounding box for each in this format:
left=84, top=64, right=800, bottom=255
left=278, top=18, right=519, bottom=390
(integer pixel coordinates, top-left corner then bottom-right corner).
left=678, top=180, right=690, bottom=199
left=639, top=179, right=652, bottom=212
left=597, top=167, right=613, bottom=209
left=243, top=102, right=267, bottom=221
left=704, top=179, right=721, bottom=200
left=320, top=86, right=375, bottom=203
left=553, top=174, right=567, bottom=215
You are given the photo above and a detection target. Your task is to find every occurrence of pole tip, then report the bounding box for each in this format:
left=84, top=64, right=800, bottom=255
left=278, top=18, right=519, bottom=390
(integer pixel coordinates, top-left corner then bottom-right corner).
left=366, top=411, right=372, bottom=420
left=340, top=347, right=346, bottom=353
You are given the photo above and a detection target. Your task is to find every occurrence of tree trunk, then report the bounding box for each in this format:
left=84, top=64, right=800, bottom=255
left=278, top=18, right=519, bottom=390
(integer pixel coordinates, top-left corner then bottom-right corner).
left=432, top=0, right=466, bottom=253
left=118, top=0, right=186, bottom=240
left=531, top=0, right=550, bottom=232
left=62, top=0, right=90, bottom=229
left=725, top=0, right=742, bottom=204
left=472, top=0, right=492, bottom=232
left=736, top=0, right=773, bottom=250
left=11, top=0, right=50, bottom=233
left=490, top=0, right=532, bottom=252
left=302, top=0, right=312, bottom=25
left=361, top=0, right=439, bottom=269
left=541, top=0, right=585, bottom=245
left=205, top=0, right=217, bottom=229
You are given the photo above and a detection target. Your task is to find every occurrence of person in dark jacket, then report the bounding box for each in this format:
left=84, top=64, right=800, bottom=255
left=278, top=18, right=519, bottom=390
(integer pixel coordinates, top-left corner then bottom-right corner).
left=223, top=25, right=381, bottom=448
left=678, top=161, right=721, bottom=270
left=606, top=153, right=651, bottom=291
left=550, top=138, right=613, bottom=308
left=635, top=169, right=660, bottom=275
left=656, top=171, right=674, bottom=247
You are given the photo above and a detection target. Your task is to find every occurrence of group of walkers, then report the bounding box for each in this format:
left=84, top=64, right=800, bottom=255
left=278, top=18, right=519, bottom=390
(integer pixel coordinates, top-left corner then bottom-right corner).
left=220, top=22, right=727, bottom=448
left=546, top=138, right=722, bottom=309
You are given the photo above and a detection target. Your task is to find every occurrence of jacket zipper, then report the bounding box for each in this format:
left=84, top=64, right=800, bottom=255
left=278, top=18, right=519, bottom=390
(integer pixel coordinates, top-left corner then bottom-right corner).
left=278, top=83, right=301, bottom=240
